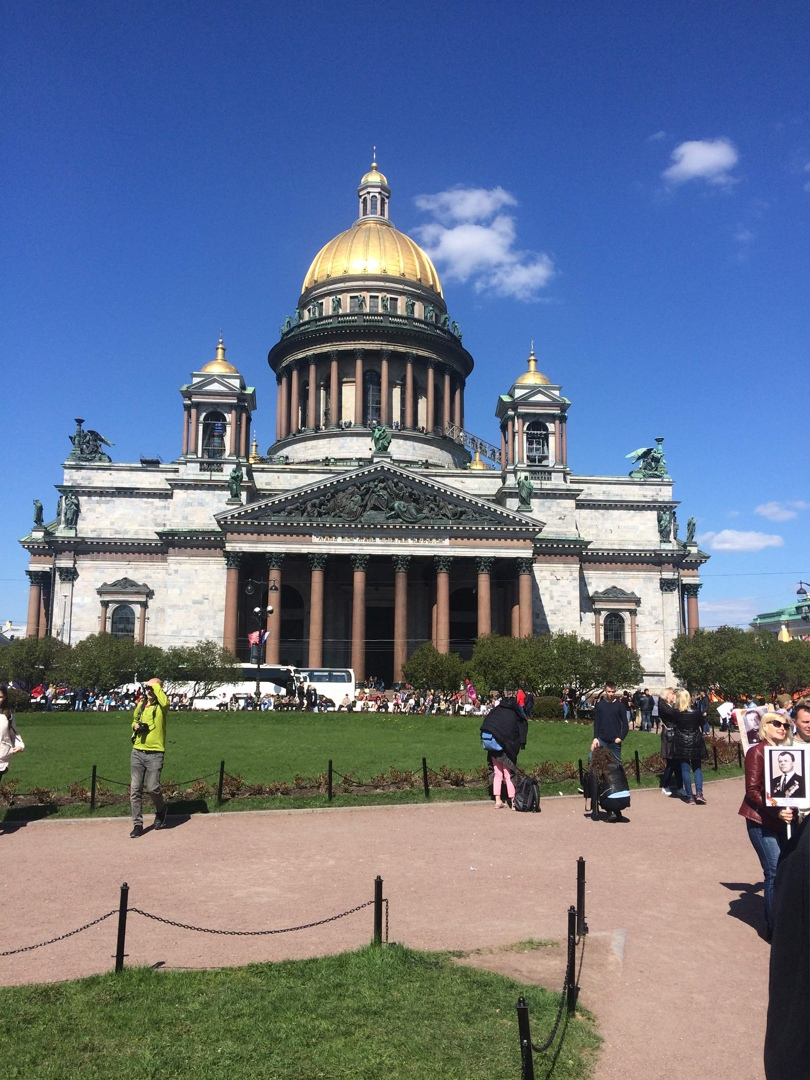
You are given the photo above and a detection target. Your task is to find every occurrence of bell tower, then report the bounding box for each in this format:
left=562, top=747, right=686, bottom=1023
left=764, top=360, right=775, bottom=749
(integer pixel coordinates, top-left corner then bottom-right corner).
left=179, top=337, right=257, bottom=463
left=496, top=343, right=571, bottom=486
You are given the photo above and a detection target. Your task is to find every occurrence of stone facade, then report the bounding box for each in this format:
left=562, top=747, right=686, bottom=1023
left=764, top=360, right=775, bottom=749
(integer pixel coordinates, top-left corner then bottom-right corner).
left=21, top=163, right=707, bottom=685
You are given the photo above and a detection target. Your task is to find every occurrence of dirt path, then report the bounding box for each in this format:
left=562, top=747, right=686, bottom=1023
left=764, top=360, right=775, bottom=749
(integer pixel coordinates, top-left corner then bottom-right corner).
left=2, top=776, right=770, bottom=1078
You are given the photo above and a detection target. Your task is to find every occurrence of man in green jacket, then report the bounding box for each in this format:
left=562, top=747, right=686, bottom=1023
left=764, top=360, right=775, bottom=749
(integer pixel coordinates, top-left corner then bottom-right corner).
left=129, top=677, right=168, bottom=838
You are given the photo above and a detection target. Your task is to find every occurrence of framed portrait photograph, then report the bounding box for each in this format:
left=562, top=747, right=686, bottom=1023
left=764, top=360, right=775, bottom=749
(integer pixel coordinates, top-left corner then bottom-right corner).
left=736, top=706, right=767, bottom=755
left=764, top=745, right=810, bottom=810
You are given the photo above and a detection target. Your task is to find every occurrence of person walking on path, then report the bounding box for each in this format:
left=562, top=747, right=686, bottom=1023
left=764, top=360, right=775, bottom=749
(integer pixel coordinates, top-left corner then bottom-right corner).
left=480, top=697, right=528, bottom=809
left=638, top=688, right=654, bottom=732
left=591, top=682, right=628, bottom=762
left=670, top=688, right=708, bottom=804
left=738, top=712, right=794, bottom=940
left=129, top=677, right=169, bottom=838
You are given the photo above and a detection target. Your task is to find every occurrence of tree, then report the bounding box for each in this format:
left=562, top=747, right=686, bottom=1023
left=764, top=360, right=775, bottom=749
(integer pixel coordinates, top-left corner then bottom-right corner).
left=162, top=640, right=241, bottom=699
left=402, top=643, right=464, bottom=692
left=58, top=635, right=167, bottom=692
left=668, top=626, right=809, bottom=698
left=592, top=641, right=644, bottom=691
left=0, top=636, right=70, bottom=690
left=467, top=635, right=528, bottom=696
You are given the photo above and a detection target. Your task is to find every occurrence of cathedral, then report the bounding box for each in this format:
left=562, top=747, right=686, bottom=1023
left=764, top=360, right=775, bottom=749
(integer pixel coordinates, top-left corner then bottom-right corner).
left=21, top=160, right=707, bottom=685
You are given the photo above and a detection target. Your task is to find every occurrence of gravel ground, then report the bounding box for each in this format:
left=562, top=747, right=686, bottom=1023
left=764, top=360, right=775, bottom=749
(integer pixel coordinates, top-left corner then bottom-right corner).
left=1, top=775, right=770, bottom=1079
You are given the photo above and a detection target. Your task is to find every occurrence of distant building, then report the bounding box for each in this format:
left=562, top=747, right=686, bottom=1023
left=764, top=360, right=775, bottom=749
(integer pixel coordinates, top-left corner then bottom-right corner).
left=751, top=603, right=810, bottom=642
left=21, top=160, right=708, bottom=684
left=0, top=620, right=23, bottom=645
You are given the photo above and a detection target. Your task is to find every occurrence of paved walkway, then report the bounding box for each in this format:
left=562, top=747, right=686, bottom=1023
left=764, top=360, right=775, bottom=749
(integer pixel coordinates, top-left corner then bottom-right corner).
left=1, top=776, right=770, bottom=1078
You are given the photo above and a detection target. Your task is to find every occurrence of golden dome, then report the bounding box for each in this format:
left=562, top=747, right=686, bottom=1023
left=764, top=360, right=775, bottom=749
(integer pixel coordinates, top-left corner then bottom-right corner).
left=515, top=344, right=550, bottom=386
left=200, top=336, right=239, bottom=375
left=469, top=450, right=489, bottom=470
left=302, top=219, right=443, bottom=296
left=360, top=161, right=389, bottom=187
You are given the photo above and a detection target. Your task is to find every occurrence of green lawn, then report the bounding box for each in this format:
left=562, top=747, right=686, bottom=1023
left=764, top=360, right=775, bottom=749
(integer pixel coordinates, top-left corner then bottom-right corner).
left=0, top=944, right=600, bottom=1080
left=3, top=711, right=742, bottom=820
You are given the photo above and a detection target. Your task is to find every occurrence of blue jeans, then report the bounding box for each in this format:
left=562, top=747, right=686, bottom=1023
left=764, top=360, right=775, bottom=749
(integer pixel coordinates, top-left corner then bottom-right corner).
left=592, top=739, right=622, bottom=762
left=745, top=820, right=785, bottom=932
left=679, top=761, right=703, bottom=798
left=641, top=711, right=652, bottom=731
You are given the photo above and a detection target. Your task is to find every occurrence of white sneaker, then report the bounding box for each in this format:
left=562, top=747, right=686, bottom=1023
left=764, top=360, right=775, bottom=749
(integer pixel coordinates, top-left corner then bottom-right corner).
left=661, top=788, right=673, bottom=796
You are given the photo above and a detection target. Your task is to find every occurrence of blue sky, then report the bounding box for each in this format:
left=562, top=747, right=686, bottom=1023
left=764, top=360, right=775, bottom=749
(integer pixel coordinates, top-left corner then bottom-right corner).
left=3, top=1, right=809, bottom=630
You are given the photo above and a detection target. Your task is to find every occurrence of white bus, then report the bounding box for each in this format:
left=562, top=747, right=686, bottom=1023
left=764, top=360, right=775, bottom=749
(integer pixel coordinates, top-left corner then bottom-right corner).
left=189, top=665, right=302, bottom=709
left=297, top=668, right=357, bottom=708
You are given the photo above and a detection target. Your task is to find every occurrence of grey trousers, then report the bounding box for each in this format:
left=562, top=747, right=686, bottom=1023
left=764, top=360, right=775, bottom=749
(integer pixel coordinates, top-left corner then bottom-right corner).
left=130, top=749, right=166, bottom=826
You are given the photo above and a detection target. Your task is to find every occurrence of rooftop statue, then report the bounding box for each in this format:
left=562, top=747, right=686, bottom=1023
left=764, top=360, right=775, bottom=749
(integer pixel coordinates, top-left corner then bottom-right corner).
left=626, top=437, right=669, bottom=480
left=517, top=475, right=534, bottom=510
left=228, top=463, right=243, bottom=499
left=33, top=499, right=43, bottom=527
left=657, top=508, right=673, bottom=542
left=686, top=516, right=697, bottom=544
left=64, top=492, right=80, bottom=528
left=67, top=419, right=114, bottom=463
left=371, top=423, right=392, bottom=453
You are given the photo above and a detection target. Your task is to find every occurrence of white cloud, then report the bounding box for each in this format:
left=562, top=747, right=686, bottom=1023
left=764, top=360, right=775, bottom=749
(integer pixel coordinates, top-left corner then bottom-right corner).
left=412, top=186, right=555, bottom=301
left=697, top=529, right=783, bottom=552
left=662, top=138, right=739, bottom=185
left=755, top=500, right=810, bottom=522
left=699, top=597, right=761, bottom=628
left=647, top=130, right=667, bottom=142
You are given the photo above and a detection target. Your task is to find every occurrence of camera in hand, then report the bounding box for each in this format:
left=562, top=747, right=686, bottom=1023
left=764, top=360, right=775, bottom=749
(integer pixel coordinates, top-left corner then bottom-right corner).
left=131, top=721, right=151, bottom=743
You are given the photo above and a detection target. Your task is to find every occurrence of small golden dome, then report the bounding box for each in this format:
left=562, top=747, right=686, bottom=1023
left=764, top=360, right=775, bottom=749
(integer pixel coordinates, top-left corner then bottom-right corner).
left=515, top=343, right=550, bottom=386
left=200, top=336, right=239, bottom=375
left=249, top=434, right=261, bottom=464
left=469, top=450, right=489, bottom=470
left=302, top=219, right=443, bottom=296
left=360, top=160, right=389, bottom=187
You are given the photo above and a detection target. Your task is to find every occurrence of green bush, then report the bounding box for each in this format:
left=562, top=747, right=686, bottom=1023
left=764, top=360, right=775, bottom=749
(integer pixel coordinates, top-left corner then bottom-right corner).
left=533, top=695, right=563, bottom=720
left=7, top=687, right=31, bottom=713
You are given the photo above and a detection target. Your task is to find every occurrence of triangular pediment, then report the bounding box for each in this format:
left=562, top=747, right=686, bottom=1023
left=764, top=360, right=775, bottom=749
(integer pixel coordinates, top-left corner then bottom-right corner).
left=218, top=462, right=542, bottom=535
left=182, top=375, right=248, bottom=395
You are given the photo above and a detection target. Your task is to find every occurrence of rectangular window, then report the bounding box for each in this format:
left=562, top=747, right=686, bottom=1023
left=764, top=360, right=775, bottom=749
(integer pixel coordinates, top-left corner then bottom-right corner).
left=350, top=296, right=361, bottom=313
left=369, top=295, right=379, bottom=313
left=389, top=297, right=398, bottom=314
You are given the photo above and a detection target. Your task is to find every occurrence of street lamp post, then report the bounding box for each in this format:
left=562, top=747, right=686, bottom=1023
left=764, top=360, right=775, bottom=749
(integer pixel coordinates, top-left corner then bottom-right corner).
left=251, top=604, right=273, bottom=707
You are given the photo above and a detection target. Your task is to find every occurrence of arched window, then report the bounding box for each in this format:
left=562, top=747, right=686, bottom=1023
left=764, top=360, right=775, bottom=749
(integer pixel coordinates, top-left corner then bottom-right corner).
left=603, top=613, right=625, bottom=645
left=202, top=410, right=227, bottom=459
left=111, top=604, right=136, bottom=639
left=362, top=196, right=368, bottom=216
left=526, top=421, right=549, bottom=464
left=300, top=381, right=309, bottom=430
left=370, top=195, right=378, bottom=215
left=380, top=196, right=386, bottom=218
left=364, top=370, right=381, bottom=425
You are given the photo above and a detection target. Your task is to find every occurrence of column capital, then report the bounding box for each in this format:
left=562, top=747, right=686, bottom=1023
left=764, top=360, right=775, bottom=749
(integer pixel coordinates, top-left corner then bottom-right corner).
left=265, top=553, right=286, bottom=571
left=682, top=582, right=702, bottom=598
left=516, top=557, right=534, bottom=576
left=476, top=557, right=495, bottom=574
left=57, top=567, right=79, bottom=583
left=351, top=553, right=370, bottom=572
left=223, top=552, right=244, bottom=570
left=392, top=555, right=412, bottom=573
left=660, top=578, right=679, bottom=592
left=354, top=348, right=365, bottom=360
left=309, top=553, right=329, bottom=572
left=434, top=555, right=454, bottom=574
left=26, top=570, right=50, bottom=587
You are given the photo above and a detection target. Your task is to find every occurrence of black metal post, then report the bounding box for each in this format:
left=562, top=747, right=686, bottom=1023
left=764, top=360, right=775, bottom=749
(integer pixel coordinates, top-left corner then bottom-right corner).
left=115, top=882, right=129, bottom=973
left=373, top=875, right=383, bottom=945
left=327, top=759, right=333, bottom=802
left=566, top=904, right=578, bottom=1013
left=578, top=758, right=584, bottom=787
left=737, top=742, right=742, bottom=767
left=216, top=760, right=225, bottom=805
left=713, top=745, right=719, bottom=772
left=634, top=749, right=641, bottom=784
left=422, top=756, right=430, bottom=798
left=515, top=996, right=536, bottom=1080
left=576, top=856, right=588, bottom=938
left=90, top=764, right=97, bottom=811
left=589, top=771, right=599, bottom=821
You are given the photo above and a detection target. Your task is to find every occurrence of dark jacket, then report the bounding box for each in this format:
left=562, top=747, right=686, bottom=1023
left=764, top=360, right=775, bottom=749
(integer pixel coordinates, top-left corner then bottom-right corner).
left=589, top=757, right=631, bottom=812
left=481, top=699, right=528, bottom=764
left=671, top=708, right=706, bottom=762
left=593, top=697, right=628, bottom=744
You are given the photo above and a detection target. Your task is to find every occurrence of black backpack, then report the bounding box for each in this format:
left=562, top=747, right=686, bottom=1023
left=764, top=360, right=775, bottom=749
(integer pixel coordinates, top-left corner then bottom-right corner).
left=513, top=773, right=540, bottom=812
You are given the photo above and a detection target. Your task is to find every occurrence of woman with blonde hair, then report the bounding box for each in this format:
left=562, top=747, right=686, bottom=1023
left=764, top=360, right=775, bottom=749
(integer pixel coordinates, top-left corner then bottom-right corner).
left=0, top=686, right=24, bottom=781
left=671, top=688, right=708, bottom=804
left=738, top=712, right=794, bottom=940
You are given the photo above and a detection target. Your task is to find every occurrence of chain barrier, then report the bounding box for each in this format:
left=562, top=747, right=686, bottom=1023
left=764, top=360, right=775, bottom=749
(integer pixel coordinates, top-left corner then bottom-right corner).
left=94, top=774, right=130, bottom=788
left=529, top=967, right=570, bottom=1054
left=165, top=770, right=221, bottom=787
left=127, top=899, right=376, bottom=937
left=0, top=910, right=117, bottom=957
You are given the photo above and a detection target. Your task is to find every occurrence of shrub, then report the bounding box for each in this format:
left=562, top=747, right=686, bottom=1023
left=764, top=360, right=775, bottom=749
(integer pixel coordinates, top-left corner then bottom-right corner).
left=533, top=695, right=563, bottom=720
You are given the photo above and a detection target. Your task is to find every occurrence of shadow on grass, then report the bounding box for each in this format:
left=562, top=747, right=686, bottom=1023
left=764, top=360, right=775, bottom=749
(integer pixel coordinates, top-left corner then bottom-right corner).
left=0, top=804, right=60, bottom=827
